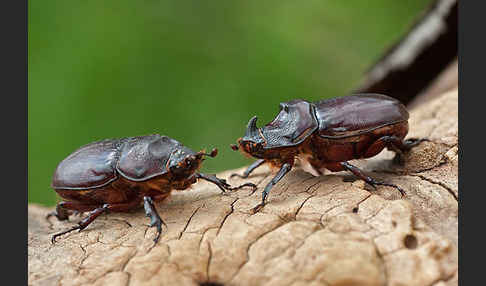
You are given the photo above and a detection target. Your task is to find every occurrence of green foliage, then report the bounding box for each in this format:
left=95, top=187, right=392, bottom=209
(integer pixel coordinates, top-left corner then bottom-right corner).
left=29, top=0, right=432, bottom=206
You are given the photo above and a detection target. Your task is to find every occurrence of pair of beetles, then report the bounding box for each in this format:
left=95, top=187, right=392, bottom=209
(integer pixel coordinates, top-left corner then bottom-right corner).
left=48, top=94, right=425, bottom=244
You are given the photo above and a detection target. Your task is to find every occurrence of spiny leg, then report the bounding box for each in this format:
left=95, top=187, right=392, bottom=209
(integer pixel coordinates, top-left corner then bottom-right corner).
left=143, top=196, right=165, bottom=244
left=51, top=199, right=142, bottom=244
left=196, top=173, right=257, bottom=193
left=46, top=201, right=73, bottom=221
left=385, top=136, right=428, bottom=154
left=230, top=159, right=265, bottom=179
left=51, top=205, right=107, bottom=243
left=46, top=201, right=101, bottom=222
left=363, top=136, right=429, bottom=164
left=252, top=163, right=292, bottom=213
left=340, top=162, right=405, bottom=197
left=389, top=137, right=429, bottom=164
left=401, top=137, right=430, bottom=150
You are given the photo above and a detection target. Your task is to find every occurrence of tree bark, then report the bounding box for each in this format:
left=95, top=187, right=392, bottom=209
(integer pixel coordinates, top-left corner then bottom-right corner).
left=28, top=89, right=458, bottom=286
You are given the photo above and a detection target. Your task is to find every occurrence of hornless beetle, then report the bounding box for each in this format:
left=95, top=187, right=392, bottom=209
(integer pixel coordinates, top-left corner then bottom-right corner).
left=48, top=134, right=256, bottom=244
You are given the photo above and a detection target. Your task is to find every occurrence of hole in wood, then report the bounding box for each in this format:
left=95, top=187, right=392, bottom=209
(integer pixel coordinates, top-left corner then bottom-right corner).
left=200, top=282, right=224, bottom=286
left=404, top=234, right=418, bottom=249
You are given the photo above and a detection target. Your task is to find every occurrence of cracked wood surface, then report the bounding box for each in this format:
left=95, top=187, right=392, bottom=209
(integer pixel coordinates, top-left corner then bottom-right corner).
left=28, top=90, right=458, bottom=286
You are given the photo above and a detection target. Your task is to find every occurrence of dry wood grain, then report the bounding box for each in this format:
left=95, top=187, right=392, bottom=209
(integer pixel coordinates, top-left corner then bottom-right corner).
left=29, top=89, right=458, bottom=286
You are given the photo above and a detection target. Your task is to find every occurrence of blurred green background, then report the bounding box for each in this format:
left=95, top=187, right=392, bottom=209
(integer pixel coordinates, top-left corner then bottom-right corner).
left=29, top=0, right=433, bottom=206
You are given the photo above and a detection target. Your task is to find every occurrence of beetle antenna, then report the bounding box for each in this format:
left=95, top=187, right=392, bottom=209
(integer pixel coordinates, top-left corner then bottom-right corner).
left=230, top=144, right=239, bottom=151
left=200, top=148, right=218, bottom=158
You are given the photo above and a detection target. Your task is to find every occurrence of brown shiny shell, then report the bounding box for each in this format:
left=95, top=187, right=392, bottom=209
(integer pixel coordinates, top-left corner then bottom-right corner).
left=257, top=94, right=408, bottom=149
left=116, top=135, right=193, bottom=181
left=314, top=94, right=409, bottom=139
left=51, top=135, right=192, bottom=190
left=260, top=99, right=318, bottom=149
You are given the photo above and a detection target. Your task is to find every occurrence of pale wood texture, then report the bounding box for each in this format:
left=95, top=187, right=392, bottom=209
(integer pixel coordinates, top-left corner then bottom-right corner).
left=29, top=89, right=458, bottom=286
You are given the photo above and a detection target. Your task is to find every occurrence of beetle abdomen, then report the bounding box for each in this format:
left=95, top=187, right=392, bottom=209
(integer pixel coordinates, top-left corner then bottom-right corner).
left=55, top=175, right=173, bottom=204
left=52, top=139, right=121, bottom=190
left=308, top=121, right=409, bottom=163
left=314, top=94, right=409, bottom=138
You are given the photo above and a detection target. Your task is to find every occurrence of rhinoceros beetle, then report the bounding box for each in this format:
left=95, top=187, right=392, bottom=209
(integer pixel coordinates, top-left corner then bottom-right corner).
left=230, top=94, right=427, bottom=213
left=48, top=134, right=256, bottom=244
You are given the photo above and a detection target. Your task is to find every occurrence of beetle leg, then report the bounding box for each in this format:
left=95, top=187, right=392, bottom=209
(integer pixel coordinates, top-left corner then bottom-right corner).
left=386, top=136, right=429, bottom=164
left=51, top=199, right=143, bottom=244
left=363, top=136, right=429, bottom=164
left=46, top=201, right=100, bottom=222
left=402, top=138, right=430, bottom=149
left=46, top=201, right=72, bottom=221
left=252, top=163, right=292, bottom=213
left=51, top=204, right=108, bottom=244
left=196, top=173, right=257, bottom=193
left=382, top=136, right=429, bottom=152
left=230, top=159, right=265, bottom=179
left=340, top=162, right=405, bottom=197
left=143, top=196, right=165, bottom=244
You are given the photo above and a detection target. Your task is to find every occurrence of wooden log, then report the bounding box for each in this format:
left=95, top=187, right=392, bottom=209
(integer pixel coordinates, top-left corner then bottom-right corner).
left=28, top=89, right=458, bottom=286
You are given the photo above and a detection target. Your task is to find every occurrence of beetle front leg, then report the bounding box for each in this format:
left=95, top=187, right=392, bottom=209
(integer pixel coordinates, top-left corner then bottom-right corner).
left=143, top=196, right=165, bottom=244
left=340, top=162, right=405, bottom=197
left=230, top=159, right=265, bottom=179
left=252, top=163, right=292, bottom=213
left=196, top=173, right=257, bottom=193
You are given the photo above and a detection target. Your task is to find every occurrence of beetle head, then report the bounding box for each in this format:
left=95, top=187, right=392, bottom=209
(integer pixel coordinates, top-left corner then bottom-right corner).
left=168, top=147, right=218, bottom=177
left=233, top=100, right=318, bottom=152
left=231, top=116, right=266, bottom=158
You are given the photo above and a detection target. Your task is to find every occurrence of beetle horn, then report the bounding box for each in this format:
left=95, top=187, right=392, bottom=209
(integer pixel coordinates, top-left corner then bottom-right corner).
left=245, top=116, right=259, bottom=137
